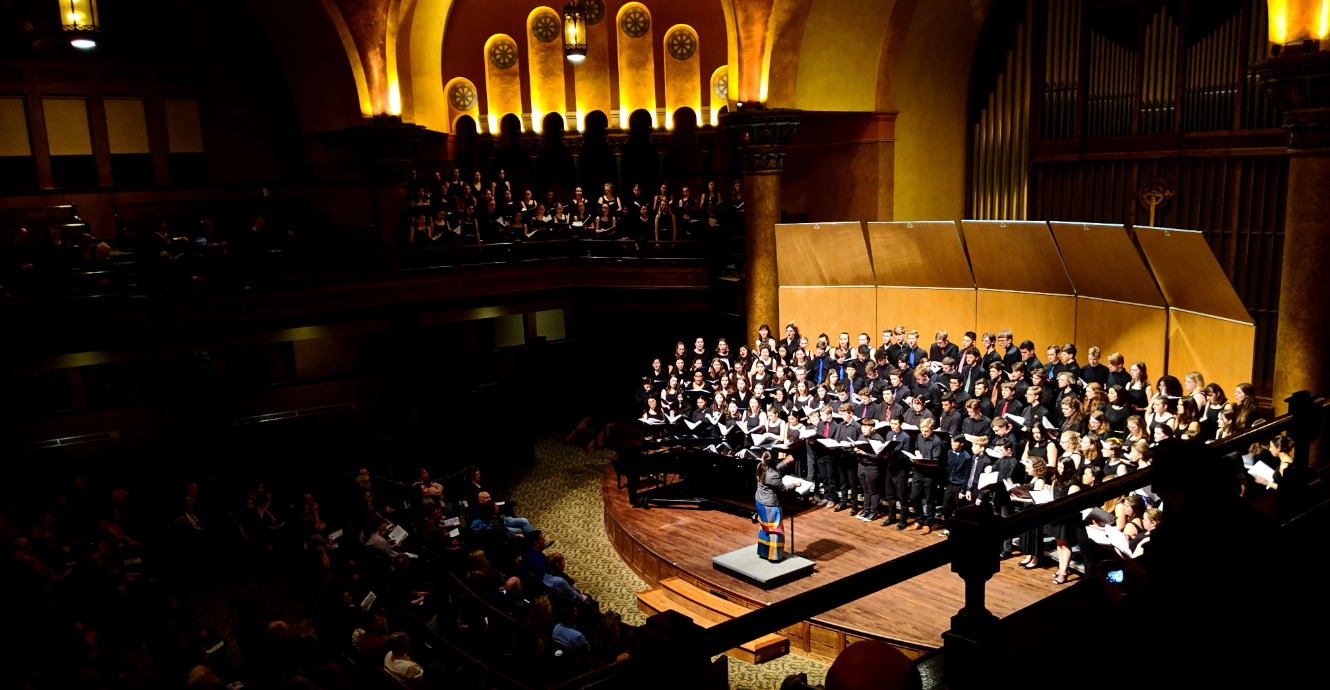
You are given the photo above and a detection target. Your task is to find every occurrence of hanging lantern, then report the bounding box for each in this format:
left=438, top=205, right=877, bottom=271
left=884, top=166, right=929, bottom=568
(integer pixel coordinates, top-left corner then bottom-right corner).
left=563, top=0, right=587, bottom=63
left=59, top=0, right=100, bottom=49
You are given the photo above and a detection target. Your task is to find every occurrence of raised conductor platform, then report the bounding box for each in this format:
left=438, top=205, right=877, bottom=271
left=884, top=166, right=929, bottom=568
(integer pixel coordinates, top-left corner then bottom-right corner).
left=602, top=461, right=1075, bottom=663
left=712, top=547, right=815, bottom=588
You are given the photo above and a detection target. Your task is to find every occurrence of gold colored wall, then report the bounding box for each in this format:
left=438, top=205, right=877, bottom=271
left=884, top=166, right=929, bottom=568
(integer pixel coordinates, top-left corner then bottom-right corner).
left=526, top=7, right=567, bottom=132
left=615, top=3, right=657, bottom=128
left=662, top=24, right=701, bottom=129
left=483, top=33, right=524, bottom=132
left=574, top=5, right=613, bottom=129
left=444, top=77, right=481, bottom=131
left=891, top=0, right=987, bottom=220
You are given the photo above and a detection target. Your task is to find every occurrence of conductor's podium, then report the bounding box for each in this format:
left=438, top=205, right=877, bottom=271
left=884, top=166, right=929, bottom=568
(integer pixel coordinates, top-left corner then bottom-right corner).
left=635, top=577, right=790, bottom=664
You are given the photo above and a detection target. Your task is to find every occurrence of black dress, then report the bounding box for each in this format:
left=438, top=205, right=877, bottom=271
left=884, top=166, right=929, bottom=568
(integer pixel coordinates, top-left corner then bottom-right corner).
left=1104, top=404, right=1131, bottom=437
left=1048, top=482, right=1079, bottom=541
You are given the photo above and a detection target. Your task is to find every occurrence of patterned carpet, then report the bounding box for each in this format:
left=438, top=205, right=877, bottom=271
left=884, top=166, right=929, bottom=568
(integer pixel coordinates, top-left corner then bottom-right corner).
left=508, top=434, right=830, bottom=690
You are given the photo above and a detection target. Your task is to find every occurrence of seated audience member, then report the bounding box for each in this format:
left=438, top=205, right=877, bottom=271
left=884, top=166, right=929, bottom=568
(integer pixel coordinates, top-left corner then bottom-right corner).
left=542, top=551, right=594, bottom=607
left=383, top=632, right=425, bottom=686
left=470, top=491, right=534, bottom=537
left=552, top=606, right=590, bottom=653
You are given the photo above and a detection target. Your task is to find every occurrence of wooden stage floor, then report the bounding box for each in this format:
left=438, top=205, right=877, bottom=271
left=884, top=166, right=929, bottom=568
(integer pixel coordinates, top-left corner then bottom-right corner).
left=602, top=464, right=1072, bottom=662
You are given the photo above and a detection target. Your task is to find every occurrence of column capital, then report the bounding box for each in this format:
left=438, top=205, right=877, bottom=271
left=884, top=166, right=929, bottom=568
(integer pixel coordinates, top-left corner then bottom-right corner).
left=649, top=132, right=673, bottom=155
left=564, top=134, right=585, bottom=158
left=607, top=132, right=631, bottom=156
left=722, top=107, right=801, bottom=175
left=1255, top=50, right=1330, bottom=150
left=519, top=133, right=543, bottom=159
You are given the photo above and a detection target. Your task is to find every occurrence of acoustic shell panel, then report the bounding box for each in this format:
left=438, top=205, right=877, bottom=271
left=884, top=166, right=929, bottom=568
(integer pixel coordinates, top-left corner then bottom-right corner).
left=774, top=222, right=874, bottom=287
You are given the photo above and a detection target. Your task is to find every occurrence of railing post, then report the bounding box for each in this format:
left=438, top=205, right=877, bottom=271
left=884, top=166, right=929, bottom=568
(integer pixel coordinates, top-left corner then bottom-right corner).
left=638, top=610, right=713, bottom=688
left=941, top=505, right=1003, bottom=690
left=1286, top=390, right=1322, bottom=466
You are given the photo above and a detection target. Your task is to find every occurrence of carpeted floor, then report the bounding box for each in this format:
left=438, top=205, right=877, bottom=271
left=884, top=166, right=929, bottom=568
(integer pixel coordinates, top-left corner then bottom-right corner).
left=508, top=434, right=830, bottom=690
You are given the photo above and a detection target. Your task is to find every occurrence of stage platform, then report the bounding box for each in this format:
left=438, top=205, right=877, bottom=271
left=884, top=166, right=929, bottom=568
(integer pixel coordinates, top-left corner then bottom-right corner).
left=602, top=463, right=1074, bottom=663
left=712, top=546, right=816, bottom=588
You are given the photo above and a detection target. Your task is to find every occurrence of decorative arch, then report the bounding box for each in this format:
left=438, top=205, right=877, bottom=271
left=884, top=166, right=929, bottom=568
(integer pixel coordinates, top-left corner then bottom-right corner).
left=401, top=0, right=454, bottom=132
left=786, top=0, right=893, bottom=111
left=615, top=2, right=656, bottom=129
left=663, top=24, right=701, bottom=130
left=484, top=33, right=523, bottom=134
left=708, top=65, right=729, bottom=127
left=445, top=77, right=481, bottom=133
left=315, top=0, right=373, bottom=118
left=526, top=6, right=566, bottom=134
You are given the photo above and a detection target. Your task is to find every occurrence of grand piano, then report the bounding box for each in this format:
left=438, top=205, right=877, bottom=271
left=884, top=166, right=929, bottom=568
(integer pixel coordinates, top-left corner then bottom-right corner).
left=613, top=424, right=761, bottom=516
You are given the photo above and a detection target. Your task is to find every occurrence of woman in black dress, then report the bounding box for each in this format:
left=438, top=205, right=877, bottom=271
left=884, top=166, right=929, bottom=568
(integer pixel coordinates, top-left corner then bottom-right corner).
left=1104, top=385, right=1131, bottom=438
left=1049, top=455, right=1082, bottom=584
left=1125, top=361, right=1153, bottom=413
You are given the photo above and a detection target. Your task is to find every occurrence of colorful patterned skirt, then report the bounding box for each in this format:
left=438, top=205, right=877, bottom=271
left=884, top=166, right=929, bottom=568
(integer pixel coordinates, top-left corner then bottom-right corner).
left=755, top=502, right=784, bottom=561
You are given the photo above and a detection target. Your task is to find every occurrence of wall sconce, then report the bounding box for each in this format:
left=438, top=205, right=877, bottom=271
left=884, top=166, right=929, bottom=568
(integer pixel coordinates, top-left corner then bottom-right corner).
left=1267, top=0, right=1328, bottom=55
left=59, top=0, right=99, bottom=49
left=563, top=0, right=587, bottom=63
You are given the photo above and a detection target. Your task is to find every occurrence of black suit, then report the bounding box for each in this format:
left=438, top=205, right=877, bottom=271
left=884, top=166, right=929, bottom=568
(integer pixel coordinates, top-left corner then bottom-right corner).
left=880, top=429, right=913, bottom=523
left=910, top=432, right=946, bottom=526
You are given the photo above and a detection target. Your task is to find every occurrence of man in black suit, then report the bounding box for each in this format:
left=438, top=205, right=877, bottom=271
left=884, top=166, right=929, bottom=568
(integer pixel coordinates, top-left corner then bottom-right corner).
left=901, top=330, right=927, bottom=370
left=1023, top=384, right=1051, bottom=431
left=849, top=417, right=885, bottom=521
left=1081, top=346, right=1110, bottom=386
left=961, top=398, right=993, bottom=440
left=908, top=418, right=946, bottom=534
left=1017, top=339, right=1043, bottom=373
left=1000, top=329, right=1021, bottom=368
left=1105, top=351, right=1131, bottom=390
left=1051, top=343, right=1082, bottom=383
left=986, top=436, right=1025, bottom=557
left=929, top=330, right=960, bottom=363
left=879, top=416, right=914, bottom=527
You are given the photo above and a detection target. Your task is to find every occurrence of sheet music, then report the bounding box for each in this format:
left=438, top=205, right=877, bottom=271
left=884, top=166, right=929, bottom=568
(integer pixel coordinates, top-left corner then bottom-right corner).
left=1248, top=460, right=1276, bottom=482
left=978, top=471, right=998, bottom=489
left=388, top=525, right=408, bottom=543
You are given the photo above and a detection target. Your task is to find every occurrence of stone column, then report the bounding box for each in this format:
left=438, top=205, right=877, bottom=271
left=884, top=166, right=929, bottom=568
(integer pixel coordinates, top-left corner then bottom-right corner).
left=650, top=133, right=673, bottom=184
left=723, top=108, right=800, bottom=341
left=565, top=134, right=585, bottom=190
left=696, top=129, right=717, bottom=184
left=1257, top=50, right=1330, bottom=422
left=519, top=134, right=542, bottom=193
left=607, top=133, right=630, bottom=193
left=343, top=116, right=427, bottom=253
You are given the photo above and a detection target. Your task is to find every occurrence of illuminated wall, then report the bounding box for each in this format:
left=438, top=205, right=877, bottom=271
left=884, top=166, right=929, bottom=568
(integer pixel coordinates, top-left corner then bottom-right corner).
left=615, top=2, right=656, bottom=128
left=708, top=65, right=728, bottom=126
left=574, top=0, right=612, bottom=130
left=445, top=77, right=481, bottom=132
left=483, top=33, right=524, bottom=133
left=663, top=24, right=701, bottom=129
left=525, top=6, right=567, bottom=133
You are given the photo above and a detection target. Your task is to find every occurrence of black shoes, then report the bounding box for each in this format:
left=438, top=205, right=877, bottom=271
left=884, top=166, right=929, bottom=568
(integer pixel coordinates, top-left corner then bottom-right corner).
left=834, top=502, right=848, bottom=512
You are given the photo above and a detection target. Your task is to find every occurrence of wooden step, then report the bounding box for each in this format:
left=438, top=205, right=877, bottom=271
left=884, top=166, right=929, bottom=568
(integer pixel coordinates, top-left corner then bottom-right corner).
left=636, top=578, right=788, bottom=664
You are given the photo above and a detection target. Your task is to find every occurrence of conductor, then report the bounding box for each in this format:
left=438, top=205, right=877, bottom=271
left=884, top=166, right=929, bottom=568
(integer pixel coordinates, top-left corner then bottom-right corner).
left=755, top=451, right=802, bottom=562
